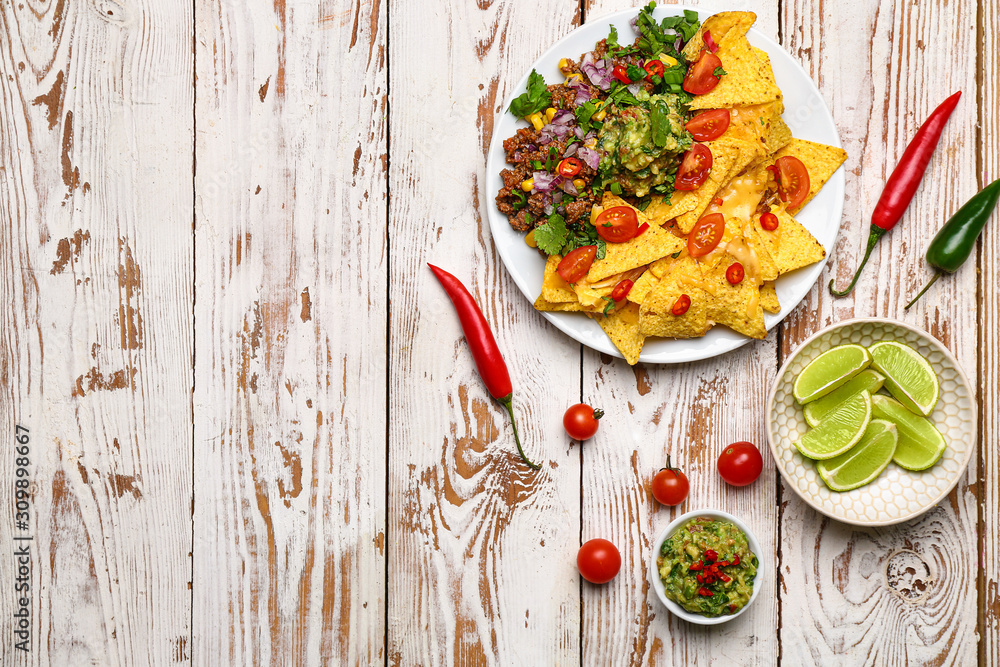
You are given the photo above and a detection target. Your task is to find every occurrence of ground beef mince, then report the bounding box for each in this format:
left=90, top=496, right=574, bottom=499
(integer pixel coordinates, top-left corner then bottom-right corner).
left=547, top=84, right=576, bottom=109
left=565, top=199, right=592, bottom=225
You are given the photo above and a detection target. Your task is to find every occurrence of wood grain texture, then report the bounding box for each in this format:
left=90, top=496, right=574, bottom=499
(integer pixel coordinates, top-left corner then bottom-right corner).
left=779, top=0, right=979, bottom=664
left=386, top=0, right=584, bottom=663
left=979, top=0, right=999, bottom=663
left=578, top=2, right=780, bottom=665
left=193, top=1, right=387, bottom=665
left=0, top=1, right=194, bottom=665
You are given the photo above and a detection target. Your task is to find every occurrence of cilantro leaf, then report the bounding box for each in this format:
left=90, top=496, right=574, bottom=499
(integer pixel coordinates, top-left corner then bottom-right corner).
left=509, top=70, right=551, bottom=118
left=650, top=100, right=670, bottom=148
left=626, top=64, right=646, bottom=83
left=607, top=25, right=620, bottom=50
left=633, top=2, right=701, bottom=58
left=575, top=100, right=599, bottom=132
left=533, top=214, right=569, bottom=255
left=713, top=66, right=727, bottom=77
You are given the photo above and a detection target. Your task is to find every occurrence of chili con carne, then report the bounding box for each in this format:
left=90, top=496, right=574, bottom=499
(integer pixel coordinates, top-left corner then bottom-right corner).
left=829, top=91, right=961, bottom=297
left=428, top=264, right=540, bottom=469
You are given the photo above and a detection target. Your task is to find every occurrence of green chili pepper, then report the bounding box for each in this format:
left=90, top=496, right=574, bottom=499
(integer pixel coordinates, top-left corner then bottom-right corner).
left=905, top=177, right=1000, bottom=309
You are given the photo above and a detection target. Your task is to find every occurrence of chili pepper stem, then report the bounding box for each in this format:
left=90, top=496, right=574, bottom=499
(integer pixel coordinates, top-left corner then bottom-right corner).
left=497, top=394, right=541, bottom=470
left=829, top=227, right=886, bottom=297
left=904, top=271, right=942, bottom=310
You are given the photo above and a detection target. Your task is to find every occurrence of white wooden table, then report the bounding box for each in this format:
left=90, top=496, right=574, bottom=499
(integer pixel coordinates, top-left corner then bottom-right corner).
left=0, top=0, right=997, bottom=664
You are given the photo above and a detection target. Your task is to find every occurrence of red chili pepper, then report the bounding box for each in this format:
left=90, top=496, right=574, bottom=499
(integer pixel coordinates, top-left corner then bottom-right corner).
left=716, top=560, right=729, bottom=568
left=703, top=574, right=717, bottom=584
left=697, top=587, right=714, bottom=597
left=703, top=549, right=718, bottom=562
left=688, top=561, right=704, bottom=572
left=696, top=573, right=705, bottom=584
left=760, top=212, right=779, bottom=231
left=428, top=264, right=540, bottom=469
left=720, top=574, right=732, bottom=583
left=731, top=555, right=740, bottom=566
left=703, top=31, right=719, bottom=53
left=612, top=64, right=632, bottom=84
left=635, top=222, right=650, bottom=237
left=729, top=604, right=737, bottom=613
left=830, top=91, right=961, bottom=296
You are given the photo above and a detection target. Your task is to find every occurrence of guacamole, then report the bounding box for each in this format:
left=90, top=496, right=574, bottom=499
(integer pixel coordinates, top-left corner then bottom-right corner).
left=597, top=91, right=693, bottom=197
left=657, top=517, right=758, bottom=617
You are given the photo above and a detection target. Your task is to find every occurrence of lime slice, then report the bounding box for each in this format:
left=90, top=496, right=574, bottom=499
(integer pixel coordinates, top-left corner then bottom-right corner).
left=870, top=394, right=947, bottom=471
left=795, top=392, right=872, bottom=460
left=869, top=341, right=939, bottom=416
left=816, top=419, right=898, bottom=492
left=803, top=369, right=886, bottom=427
left=793, top=344, right=872, bottom=404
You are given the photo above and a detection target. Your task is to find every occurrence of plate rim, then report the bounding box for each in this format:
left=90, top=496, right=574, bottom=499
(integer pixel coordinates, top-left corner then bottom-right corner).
left=485, top=5, right=846, bottom=364
left=766, top=317, right=978, bottom=527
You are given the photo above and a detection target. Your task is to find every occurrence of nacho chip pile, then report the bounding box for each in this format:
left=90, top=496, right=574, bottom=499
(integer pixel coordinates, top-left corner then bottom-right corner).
left=533, top=11, right=847, bottom=365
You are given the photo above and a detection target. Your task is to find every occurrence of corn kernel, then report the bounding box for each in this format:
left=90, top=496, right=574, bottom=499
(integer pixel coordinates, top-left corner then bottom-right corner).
left=521, top=179, right=534, bottom=192
left=573, top=178, right=586, bottom=190
left=525, top=230, right=537, bottom=248
left=593, top=108, right=607, bottom=122
left=545, top=107, right=558, bottom=122
left=528, top=112, right=545, bottom=131
left=657, top=53, right=678, bottom=67
left=558, top=58, right=572, bottom=74
left=584, top=137, right=598, bottom=149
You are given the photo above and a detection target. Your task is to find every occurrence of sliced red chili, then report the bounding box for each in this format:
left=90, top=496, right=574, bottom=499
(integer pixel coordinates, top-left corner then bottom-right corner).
left=726, top=263, right=745, bottom=285
left=671, top=294, right=691, bottom=316
left=635, top=222, right=650, bottom=237
left=760, top=212, right=779, bottom=231
left=703, top=574, right=717, bottom=584
left=731, top=555, right=741, bottom=566
left=688, top=561, right=704, bottom=572
left=611, top=279, right=634, bottom=302
left=696, top=573, right=705, bottom=584
left=704, top=549, right=718, bottom=562
left=720, top=574, right=732, bottom=583
left=612, top=64, right=632, bottom=84
left=643, top=60, right=665, bottom=82
left=697, top=587, right=714, bottom=597
left=729, top=604, right=738, bottom=613
left=716, top=560, right=730, bottom=568
left=557, top=158, right=583, bottom=178
left=715, top=197, right=724, bottom=206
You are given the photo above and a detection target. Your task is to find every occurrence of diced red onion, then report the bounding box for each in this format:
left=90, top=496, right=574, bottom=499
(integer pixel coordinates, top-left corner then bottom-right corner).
left=560, top=180, right=579, bottom=196
left=628, top=82, right=642, bottom=96
left=553, top=191, right=564, bottom=205
left=580, top=52, right=612, bottom=91
left=533, top=171, right=561, bottom=193
left=544, top=202, right=554, bottom=215
left=573, top=86, right=592, bottom=106
left=574, top=126, right=586, bottom=139
left=629, top=17, right=639, bottom=33
left=563, top=143, right=578, bottom=157
left=552, top=109, right=574, bottom=125
left=577, top=146, right=601, bottom=170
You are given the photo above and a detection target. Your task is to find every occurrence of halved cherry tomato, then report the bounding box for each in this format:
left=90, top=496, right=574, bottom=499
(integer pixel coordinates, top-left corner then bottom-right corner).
left=643, top=60, right=665, bottom=82
left=775, top=156, right=811, bottom=209
left=557, top=245, right=597, bottom=283
left=557, top=157, right=583, bottom=178
left=612, top=64, right=632, bottom=84
left=682, top=50, right=724, bottom=95
left=686, top=109, right=731, bottom=141
left=671, top=294, right=691, bottom=316
left=675, top=144, right=713, bottom=191
left=703, top=31, right=719, bottom=53
left=726, top=262, right=745, bottom=285
left=595, top=206, right=639, bottom=243
left=611, top=279, right=634, bottom=302
left=687, top=212, right=725, bottom=258
left=760, top=211, right=779, bottom=231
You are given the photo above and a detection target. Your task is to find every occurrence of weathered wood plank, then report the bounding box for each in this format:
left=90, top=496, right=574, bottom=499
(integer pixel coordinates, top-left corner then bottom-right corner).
left=0, top=1, right=193, bottom=665
left=580, top=2, right=780, bottom=665
left=193, top=1, right=387, bottom=665
left=979, top=0, right=999, bottom=663
left=387, top=0, right=584, bottom=663
left=779, top=0, right=979, bottom=664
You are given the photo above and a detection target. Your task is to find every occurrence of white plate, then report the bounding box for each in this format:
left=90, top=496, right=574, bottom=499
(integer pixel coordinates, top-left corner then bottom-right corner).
left=485, top=6, right=845, bottom=363
left=767, top=319, right=977, bottom=526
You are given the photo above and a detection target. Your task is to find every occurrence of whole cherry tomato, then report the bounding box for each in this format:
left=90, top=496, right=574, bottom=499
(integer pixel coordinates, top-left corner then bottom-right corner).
left=557, top=245, right=597, bottom=283
left=577, top=538, right=621, bottom=584
left=717, top=441, right=764, bottom=487
left=651, top=456, right=689, bottom=507
left=563, top=403, right=604, bottom=440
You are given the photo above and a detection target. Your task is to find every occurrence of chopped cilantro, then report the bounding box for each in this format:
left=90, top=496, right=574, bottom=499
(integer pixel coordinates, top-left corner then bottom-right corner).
left=713, top=66, right=727, bottom=77
left=533, top=214, right=568, bottom=255
left=602, top=297, right=615, bottom=315
left=626, top=64, right=646, bottom=83
left=634, top=2, right=701, bottom=59
left=650, top=100, right=670, bottom=148
left=607, top=25, right=620, bottom=50
left=545, top=146, right=558, bottom=171
left=509, top=70, right=551, bottom=118
left=575, top=100, right=600, bottom=131
left=671, top=251, right=681, bottom=259
left=636, top=197, right=651, bottom=211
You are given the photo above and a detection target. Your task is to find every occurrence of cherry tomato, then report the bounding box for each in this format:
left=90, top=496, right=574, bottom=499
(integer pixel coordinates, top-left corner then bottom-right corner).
left=671, top=294, right=691, bottom=316
left=611, top=279, right=634, bottom=302
left=687, top=212, right=725, bottom=258
left=651, top=456, right=689, bottom=507
left=717, top=441, right=764, bottom=487
left=685, top=109, right=731, bottom=141
left=577, top=539, right=621, bottom=584
left=612, top=64, right=632, bottom=84
left=557, top=157, right=583, bottom=178
left=683, top=50, right=724, bottom=95
left=643, top=60, right=665, bottom=81
left=726, top=262, right=745, bottom=285
left=557, top=245, right=597, bottom=283
left=595, top=206, right=639, bottom=243
left=759, top=211, right=779, bottom=231
left=775, top=156, right=811, bottom=209
left=563, top=403, right=604, bottom=440
left=675, top=144, right=713, bottom=191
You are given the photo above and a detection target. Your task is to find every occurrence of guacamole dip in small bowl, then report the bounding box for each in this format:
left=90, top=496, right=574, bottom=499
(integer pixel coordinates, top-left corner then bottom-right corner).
left=650, top=510, right=763, bottom=625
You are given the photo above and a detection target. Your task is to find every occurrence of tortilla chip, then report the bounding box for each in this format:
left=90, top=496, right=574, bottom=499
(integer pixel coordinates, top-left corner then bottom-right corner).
left=588, top=220, right=684, bottom=282
left=589, top=302, right=645, bottom=364
left=773, top=139, right=848, bottom=213
left=627, top=256, right=675, bottom=304
left=682, top=11, right=756, bottom=61
left=754, top=208, right=826, bottom=275
left=703, top=260, right=767, bottom=339
left=743, top=224, right=780, bottom=282
left=541, top=255, right=577, bottom=303
left=675, top=139, right=761, bottom=233
left=689, top=35, right=782, bottom=110
left=765, top=115, right=793, bottom=154
left=724, top=102, right=786, bottom=155
left=534, top=294, right=589, bottom=312
left=638, top=257, right=711, bottom=338
left=759, top=282, right=781, bottom=314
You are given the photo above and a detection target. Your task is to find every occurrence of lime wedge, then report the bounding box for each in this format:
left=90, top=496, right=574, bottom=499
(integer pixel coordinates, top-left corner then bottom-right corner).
left=795, top=392, right=872, bottom=460
left=816, top=419, right=898, bottom=492
left=870, top=394, right=946, bottom=471
left=869, top=341, right=939, bottom=416
left=804, top=369, right=886, bottom=427
left=793, top=344, right=871, bottom=404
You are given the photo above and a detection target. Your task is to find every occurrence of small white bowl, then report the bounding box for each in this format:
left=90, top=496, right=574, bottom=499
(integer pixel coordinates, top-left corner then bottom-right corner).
left=649, top=509, right=764, bottom=625
left=767, top=318, right=976, bottom=526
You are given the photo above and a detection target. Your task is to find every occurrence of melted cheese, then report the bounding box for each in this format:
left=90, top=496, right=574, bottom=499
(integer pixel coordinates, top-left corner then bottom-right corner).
left=725, top=236, right=762, bottom=285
